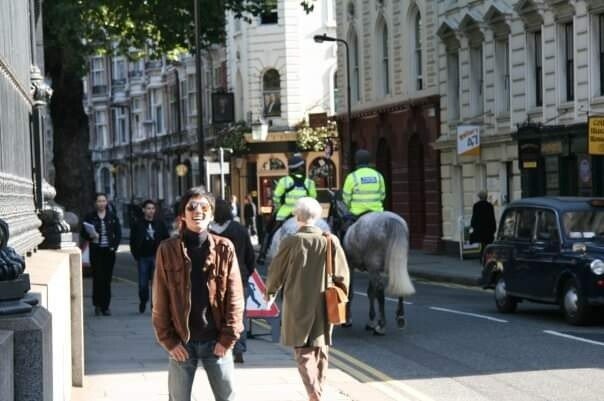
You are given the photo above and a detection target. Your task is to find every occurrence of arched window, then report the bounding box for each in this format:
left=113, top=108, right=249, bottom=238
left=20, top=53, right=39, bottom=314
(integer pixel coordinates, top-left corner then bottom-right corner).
left=377, top=20, right=390, bottom=96
left=350, top=31, right=360, bottom=102
left=309, top=157, right=337, bottom=189
left=262, top=69, right=281, bottom=117
left=413, top=10, right=423, bottom=90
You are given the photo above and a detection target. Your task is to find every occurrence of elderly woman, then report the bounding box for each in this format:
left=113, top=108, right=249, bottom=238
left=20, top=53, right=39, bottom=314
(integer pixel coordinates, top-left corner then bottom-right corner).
left=266, top=197, right=350, bottom=401
left=470, top=189, right=497, bottom=258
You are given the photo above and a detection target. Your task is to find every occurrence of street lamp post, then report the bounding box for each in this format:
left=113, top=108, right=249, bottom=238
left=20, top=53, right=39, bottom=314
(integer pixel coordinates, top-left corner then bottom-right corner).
left=313, top=33, right=353, bottom=171
left=194, top=0, right=206, bottom=187
left=210, top=147, right=233, bottom=199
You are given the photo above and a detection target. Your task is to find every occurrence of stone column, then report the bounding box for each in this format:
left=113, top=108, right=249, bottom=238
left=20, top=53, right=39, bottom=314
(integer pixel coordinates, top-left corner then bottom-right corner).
left=0, top=330, right=14, bottom=401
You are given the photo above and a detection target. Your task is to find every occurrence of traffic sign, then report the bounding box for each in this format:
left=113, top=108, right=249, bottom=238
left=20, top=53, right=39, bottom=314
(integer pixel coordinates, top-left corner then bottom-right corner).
left=246, top=271, right=280, bottom=318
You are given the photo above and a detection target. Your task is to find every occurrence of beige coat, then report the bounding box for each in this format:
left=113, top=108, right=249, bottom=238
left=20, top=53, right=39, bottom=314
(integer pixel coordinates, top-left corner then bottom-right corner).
left=266, top=226, right=350, bottom=347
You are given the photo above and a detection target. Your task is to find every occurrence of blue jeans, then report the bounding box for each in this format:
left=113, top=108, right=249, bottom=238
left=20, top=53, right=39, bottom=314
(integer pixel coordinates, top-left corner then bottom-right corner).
left=137, top=256, right=155, bottom=305
left=168, top=340, right=235, bottom=401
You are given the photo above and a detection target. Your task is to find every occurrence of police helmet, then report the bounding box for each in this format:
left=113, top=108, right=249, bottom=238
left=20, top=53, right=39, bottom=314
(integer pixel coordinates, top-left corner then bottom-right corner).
left=288, top=155, right=305, bottom=171
left=354, top=149, right=371, bottom=166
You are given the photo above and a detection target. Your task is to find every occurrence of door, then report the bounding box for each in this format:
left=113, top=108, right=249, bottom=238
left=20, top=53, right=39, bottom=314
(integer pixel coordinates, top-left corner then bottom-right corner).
left=529, top=209, right=562, bottom=300
left=407, top=134, right=426, bottom=249
left=509, top=208, right=537, bottom=296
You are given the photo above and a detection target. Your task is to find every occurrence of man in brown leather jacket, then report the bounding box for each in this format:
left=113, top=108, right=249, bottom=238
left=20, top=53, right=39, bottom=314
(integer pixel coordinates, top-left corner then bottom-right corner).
left=152, top=187, right=244, bottom=401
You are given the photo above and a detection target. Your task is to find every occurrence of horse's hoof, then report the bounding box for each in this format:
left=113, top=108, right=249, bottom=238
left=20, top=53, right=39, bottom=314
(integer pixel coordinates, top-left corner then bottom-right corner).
left=396, top=316, right=406, bottom=329
left=373, top=326, right=386, bottom=336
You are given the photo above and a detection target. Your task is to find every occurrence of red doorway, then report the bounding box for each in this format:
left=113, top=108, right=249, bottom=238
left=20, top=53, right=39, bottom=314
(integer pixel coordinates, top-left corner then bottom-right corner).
left=408, top=134, right=426, bottom=249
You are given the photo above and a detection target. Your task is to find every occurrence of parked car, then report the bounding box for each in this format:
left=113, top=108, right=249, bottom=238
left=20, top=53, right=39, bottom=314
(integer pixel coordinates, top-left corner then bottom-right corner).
left=481, top=197, right=604, bottom=325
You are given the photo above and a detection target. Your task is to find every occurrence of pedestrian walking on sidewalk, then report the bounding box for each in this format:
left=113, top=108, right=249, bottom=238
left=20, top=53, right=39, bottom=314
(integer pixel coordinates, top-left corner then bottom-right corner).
left=266, top=197, right=350, bottom=401
left=152, top=187, right=244, bottom=401
left=129, top=199, right=169, bottom=314
left=81, top=193, right=122, bottom=316
left=470, top=190, right=497, bottom=258
left=210, top=199, right=256, bottom=364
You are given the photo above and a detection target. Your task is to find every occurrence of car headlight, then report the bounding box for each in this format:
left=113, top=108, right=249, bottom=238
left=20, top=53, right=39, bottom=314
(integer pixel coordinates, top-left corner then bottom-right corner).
left=590, top=259, right=604, bottom=275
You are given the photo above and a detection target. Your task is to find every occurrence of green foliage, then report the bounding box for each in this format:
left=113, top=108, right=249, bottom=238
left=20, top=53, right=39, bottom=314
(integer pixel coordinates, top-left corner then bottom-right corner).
left=295, top=120, right=338, bottom=152
left=214, top=121, right=250, bottom=155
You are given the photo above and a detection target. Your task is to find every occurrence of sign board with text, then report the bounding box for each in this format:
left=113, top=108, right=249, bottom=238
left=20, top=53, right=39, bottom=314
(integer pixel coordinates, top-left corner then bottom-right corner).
left=457, top=125, right=480, bottom=156
left=589, top=117, right=604, bottom=155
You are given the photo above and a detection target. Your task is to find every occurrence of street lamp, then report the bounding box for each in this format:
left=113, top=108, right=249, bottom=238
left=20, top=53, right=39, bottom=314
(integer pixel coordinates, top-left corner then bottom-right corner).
left=314, top=33, right=353, bottom=172
left=194, top=0, right=206, bottom=187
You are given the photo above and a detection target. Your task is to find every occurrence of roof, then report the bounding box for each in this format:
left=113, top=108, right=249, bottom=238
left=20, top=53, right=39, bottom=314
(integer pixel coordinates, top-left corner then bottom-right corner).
left=507, top=197, right=604, bottom=212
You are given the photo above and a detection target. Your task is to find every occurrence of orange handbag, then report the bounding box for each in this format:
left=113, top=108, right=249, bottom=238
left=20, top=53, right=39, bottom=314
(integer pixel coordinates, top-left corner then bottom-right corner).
left=323, top=233, right=348, bottom=325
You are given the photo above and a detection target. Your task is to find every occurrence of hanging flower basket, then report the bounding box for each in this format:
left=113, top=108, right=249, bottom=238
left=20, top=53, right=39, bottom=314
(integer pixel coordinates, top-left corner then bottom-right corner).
left=295, top=120, right=338, bottom=152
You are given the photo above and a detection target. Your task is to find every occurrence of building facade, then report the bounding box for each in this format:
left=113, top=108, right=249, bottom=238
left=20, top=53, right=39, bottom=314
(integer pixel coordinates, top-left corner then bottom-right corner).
left=334, top=0, right=442, bottom=251
left=84, top=47, right=227, bottom=223
left=225, top=0, right=342, bottom=214
left=436, top=0, right=604, bottom=252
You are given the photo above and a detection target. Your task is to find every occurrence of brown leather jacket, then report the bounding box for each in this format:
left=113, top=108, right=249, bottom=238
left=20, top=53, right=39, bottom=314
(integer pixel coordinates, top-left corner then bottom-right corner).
left=152, top=234, right=244, bottom=352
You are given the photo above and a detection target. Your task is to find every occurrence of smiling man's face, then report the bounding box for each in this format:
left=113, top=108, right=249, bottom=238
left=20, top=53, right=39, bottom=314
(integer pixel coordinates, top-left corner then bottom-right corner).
left=182, top=195, right=213, bottom=233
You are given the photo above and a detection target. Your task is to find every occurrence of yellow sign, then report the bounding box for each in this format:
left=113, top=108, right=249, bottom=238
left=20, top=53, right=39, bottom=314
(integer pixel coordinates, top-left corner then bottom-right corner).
left=523, top=161, right=537, bottom=169
left=175, top=163, right=189, bottom=177
left=457, top=125, right=480, bottom=156
left=589, top=117, right=604, bottom=155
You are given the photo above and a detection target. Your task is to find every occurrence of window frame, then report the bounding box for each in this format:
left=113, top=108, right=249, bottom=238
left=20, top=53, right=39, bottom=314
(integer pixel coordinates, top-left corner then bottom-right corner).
left=536, top=208, right=562, bottom=243
left=414, top=11, right=423, bottom=90
left=262, top=69, right=281, bottom=118
left=515, top=208, right=537, bottom=242
left=563, top=22, right=574, bottom=102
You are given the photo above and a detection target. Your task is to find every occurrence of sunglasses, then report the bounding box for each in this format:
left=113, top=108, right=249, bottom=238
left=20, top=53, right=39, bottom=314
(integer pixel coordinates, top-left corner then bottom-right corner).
left=186, top=201, right=211, bottom=213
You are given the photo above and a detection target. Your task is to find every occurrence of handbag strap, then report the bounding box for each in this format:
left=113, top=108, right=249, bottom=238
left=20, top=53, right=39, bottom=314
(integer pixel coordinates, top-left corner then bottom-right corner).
left=323, top=232, right=333, bottom=278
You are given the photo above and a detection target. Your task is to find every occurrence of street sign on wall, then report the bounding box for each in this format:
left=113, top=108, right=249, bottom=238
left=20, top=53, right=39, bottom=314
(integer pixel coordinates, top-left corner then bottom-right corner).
left=457, top=125, right=480, bottom=156
left=588, top=117, right=604, bottom=155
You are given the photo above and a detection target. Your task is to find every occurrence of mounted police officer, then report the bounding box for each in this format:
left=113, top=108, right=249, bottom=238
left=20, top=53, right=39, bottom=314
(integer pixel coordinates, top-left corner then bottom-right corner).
left=342, top=149, right=386, bottom=221
left=257, top=154, right=317, bottom=264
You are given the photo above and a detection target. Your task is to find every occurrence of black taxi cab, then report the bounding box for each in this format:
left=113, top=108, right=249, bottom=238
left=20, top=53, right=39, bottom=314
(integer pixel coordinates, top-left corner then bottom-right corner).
left=481, top=197, right=604, bottom=325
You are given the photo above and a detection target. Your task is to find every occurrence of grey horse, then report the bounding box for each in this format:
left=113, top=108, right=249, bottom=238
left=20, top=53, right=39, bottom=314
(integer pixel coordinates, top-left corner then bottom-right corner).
left=343, top=211, right=415, bottom=334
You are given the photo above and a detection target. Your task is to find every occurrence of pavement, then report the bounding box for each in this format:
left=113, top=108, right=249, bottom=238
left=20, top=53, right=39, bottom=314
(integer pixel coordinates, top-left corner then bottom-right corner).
left=72, top=247, right=484, bottom=401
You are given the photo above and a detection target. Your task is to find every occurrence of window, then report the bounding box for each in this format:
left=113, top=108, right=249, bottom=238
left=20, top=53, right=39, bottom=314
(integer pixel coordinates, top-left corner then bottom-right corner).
left=262, top=69, right=281, bottom=117
left=129, top=59, right=144, bottom=78
left=260, top=0, right=278, bottom=24
left=562, top=210, right=604, bottom=239
left=447, top=51, right=460, bottom=121
left=112, top=107, right=127, bottom=144
left=151, top=88, right=164, bottom=134
left=377, top=21, right=390, bottom=96
left=351, top=32, right=361, bottom=102
left=499, top=209, right=517, bottom=240
left=132, top=97, right=143, bottom=139
left=495, top=39, right=510, bottom=113
left=562, top=22, right=574, bottom=101
left=516, top=209, right=536, bottom=241
left=187, top=73, right=197, bottom=126
left=529, top=30, right=543, bottom=107
left=170, top=84, right=178, bottom=133
left=101, top=168, right=111, bottom=196
left=91, top=57, right=106, bottom=93
left=470, top=45, right=483, bottom=115
left=536, top=210, right=560, bottom=241
left=94, top=110, right=108, bottom=148
left=414, top=11, right=423, bottom=90
left=112, top=57, right=127, bottom=85
left=598, top=14, right=604, bottom=96
left=180, top=81, right=187, bottom=130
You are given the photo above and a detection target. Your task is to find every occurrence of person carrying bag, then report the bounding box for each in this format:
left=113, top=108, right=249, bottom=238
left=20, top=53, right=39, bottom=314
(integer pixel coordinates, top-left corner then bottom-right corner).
left=323, top=233, right=348, bottom=325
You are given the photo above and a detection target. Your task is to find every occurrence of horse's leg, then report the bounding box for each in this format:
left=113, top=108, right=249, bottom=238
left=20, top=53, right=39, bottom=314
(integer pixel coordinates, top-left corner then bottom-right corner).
left=365, top=280, right=378, bottom=331
left=396, top=297, right=406, bottom=329
left=373, top=286, right=386, bottom=336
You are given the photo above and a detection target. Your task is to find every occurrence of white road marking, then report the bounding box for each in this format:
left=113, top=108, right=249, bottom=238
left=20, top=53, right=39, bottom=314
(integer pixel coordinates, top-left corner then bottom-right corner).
left=543, top=330, right=604, bottom=347
left=429, top=306, right=509, bottom=323
left=353, top=290, right=413, bottom=305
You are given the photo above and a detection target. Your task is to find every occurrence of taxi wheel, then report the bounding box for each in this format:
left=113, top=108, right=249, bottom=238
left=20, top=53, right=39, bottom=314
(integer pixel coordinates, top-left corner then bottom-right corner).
left=561, top=279, right=590, bottom=325
left=494, top=275, right=517, bottom=313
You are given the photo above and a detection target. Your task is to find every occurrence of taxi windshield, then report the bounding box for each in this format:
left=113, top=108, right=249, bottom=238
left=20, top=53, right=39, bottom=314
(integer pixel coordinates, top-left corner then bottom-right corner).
left=562, top=210, right=604, bottom=239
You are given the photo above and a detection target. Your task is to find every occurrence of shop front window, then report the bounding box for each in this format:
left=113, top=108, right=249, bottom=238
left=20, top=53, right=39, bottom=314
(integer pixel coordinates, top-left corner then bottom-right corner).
left=308, top=157, right=336, bottom=189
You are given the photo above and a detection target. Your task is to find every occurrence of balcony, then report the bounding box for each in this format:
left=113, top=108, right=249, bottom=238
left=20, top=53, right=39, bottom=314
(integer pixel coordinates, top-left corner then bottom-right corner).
left=128, top=70, right=143, bottom=79
left=145, top=60, right=163, bottom=69
left=91, top=85, right=108, bottom=96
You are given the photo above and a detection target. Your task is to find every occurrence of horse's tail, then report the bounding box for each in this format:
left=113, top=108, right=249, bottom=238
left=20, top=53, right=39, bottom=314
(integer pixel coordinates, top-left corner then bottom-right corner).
left=385, top=216, right=415, bottom=297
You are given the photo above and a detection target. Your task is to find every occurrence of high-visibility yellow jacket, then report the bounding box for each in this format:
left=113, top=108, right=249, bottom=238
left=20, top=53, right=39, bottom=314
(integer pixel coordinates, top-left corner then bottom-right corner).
left=342, top=167, right=385, bottom=216
left=273, top=174, right=317, bottom=221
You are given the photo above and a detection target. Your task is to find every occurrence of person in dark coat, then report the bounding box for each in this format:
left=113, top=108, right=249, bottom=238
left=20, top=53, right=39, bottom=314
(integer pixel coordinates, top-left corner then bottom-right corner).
left=470, top=190, right=497, bottom=257
left=210, top=199, right=256, bottom=364
left=130, top=199, right=170, bottom=314
left=243, top=193, right=257, bottom=236
left=81, top=193, right=122, bottom=316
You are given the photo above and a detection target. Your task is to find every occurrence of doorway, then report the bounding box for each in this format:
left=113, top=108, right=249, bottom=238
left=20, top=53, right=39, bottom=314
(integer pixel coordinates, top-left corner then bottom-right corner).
left=375, top=138, right=392, bottom=210
left=407, top=134, right=426, bottom=249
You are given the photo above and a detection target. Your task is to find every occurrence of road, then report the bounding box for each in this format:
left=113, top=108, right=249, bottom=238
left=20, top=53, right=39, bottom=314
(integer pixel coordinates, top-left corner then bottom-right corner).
left=112, top=246, right=604, bottom=401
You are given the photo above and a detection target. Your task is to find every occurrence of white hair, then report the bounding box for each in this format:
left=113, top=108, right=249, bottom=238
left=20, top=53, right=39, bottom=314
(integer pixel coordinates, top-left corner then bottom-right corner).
left=293, top=197, right=323, bottom=224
